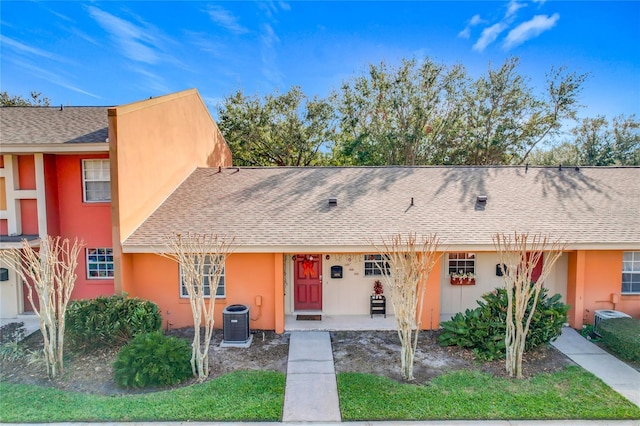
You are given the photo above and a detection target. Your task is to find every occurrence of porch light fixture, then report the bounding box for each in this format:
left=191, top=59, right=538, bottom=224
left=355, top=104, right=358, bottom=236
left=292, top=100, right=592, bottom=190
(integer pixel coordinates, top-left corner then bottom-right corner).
left=477, top=195, right=487, bottom=203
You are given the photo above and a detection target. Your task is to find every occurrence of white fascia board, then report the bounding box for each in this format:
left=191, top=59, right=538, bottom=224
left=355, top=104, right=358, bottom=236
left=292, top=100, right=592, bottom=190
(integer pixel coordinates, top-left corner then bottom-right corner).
left=0, top=238, right=41, bottom=250
left=0, top=143, right=109, bottom=154
left=121, top=241, right=640, bottom=254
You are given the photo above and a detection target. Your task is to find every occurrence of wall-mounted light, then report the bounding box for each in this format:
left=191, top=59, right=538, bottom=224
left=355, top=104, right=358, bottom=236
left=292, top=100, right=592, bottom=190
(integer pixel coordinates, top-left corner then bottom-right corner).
left=325, top=255, right=330, bottom=260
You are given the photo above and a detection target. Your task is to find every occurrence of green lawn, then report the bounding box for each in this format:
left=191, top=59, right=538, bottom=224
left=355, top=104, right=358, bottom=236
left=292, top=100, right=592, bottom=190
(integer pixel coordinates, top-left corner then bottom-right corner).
left=338, top=366, right=640, bottom=420
left=0, top=370, right=285, bottom=423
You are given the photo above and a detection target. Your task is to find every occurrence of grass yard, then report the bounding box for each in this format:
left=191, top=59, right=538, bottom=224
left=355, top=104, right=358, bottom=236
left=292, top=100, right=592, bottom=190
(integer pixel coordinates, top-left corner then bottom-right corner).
left=0, top=370, right=285, bottom=423
left=338, top=366, right=640, bottom=420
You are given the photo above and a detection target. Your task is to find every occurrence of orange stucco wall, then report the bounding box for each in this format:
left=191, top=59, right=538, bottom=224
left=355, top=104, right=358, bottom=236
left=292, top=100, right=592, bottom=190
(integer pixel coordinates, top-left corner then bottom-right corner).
left=419, top=256, right=442, bottom=330
left=567, top=250, right=639, bottom=328
left=54, top=154, right=113, bottom=299
left=126, top=253, right=278, bottom=331
left=109, top=88, right=232, bottom=245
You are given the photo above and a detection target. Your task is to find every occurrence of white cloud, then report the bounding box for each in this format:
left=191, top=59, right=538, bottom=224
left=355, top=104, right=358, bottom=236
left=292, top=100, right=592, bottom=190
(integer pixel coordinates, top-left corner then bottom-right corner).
left=205, top=5, right=248, bottom=35
left=506, top=0, right=527, bottom=18
left=473, top=22, right=508, bottom=52
left=470, top=14, right=484, bottom=26
left=87, top=6, right=160, bottom=64
left=1, top=35, right=61, bottom=61
left=458, top=14, right=485, bottom=39
left=12, top=59, right=101, bottom=99
left=503, top=13, right=560, bottom=49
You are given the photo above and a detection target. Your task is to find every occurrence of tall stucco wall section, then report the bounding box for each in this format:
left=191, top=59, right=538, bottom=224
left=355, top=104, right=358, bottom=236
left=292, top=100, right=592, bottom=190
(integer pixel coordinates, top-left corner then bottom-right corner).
left=109, top=88, right=232, bottom=244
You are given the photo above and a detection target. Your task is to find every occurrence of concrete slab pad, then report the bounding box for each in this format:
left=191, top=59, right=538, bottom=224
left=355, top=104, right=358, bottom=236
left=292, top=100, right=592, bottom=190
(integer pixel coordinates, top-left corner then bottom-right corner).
left=219, top=334, right=253, bottom=348
left=287, top=331, right=333, bottom=361
left=283, top=372, right=341, bottom=422
left=287, top=359, right=335, bottom=374
left=551, top=330, right=608, bottom=355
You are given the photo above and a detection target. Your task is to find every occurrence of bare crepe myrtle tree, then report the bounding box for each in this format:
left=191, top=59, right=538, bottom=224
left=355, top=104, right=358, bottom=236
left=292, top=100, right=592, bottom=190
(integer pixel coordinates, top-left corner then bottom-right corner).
left=0, top=236, right=84, bottom=378
left=161, top=232, right=233, bottom=380
left=373, top=232, right=441, bottom=381
left=493, top=232, right=564, bottom=378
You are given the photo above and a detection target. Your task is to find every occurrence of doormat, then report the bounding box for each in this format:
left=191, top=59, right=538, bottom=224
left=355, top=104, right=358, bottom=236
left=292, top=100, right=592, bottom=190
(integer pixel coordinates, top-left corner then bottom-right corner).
left=296, top=315, right=322, bottom=321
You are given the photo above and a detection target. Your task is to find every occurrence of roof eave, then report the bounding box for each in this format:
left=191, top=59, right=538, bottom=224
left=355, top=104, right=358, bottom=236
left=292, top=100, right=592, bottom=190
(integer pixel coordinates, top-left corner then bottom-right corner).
left=0, top=142, right=109, bottom=154
left=120, top=241, right=640, bottom=254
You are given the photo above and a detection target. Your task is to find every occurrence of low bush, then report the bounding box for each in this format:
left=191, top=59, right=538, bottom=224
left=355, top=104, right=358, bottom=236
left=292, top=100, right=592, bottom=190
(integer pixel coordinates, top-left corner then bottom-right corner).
left=66, top=295, right=162, bottom=350
left=438, top=287, right=569, bottom=360
left=114, top=331, right=192, bottom=388
left=598, top=317, right=640, bottom=362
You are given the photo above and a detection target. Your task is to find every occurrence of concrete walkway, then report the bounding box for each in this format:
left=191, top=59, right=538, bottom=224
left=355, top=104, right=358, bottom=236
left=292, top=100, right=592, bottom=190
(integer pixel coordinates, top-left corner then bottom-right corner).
left=552, top=326, right=640, bottom=407
left=282, top=331, right=341, bottom=422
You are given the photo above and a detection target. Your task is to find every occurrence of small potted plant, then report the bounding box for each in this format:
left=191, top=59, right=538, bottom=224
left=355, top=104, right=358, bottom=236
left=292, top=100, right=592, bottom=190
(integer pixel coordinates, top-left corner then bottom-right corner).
left=372, top=280, right=384, bottom=299
left=450, top=270, right=476, bottom=285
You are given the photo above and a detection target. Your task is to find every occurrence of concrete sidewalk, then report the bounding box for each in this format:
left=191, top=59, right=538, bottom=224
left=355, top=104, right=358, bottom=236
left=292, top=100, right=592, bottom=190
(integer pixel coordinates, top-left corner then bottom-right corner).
left=552, top=326, right=640, bottom=407
left=282, top=331, right=341, bottom=422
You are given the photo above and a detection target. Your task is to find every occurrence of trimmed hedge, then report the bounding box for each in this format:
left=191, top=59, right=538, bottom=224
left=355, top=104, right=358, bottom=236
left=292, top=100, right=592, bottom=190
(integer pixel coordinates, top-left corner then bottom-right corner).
left=598, top=317, right=640, bottom=362
left=66, top=295, right=162, bottom=350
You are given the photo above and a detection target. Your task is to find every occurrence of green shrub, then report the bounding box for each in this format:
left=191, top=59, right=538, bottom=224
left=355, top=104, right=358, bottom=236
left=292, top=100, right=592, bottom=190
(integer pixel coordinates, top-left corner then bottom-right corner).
left=66, top=295, right=162, bottom=350
left=114, top=331, right=192, bottom=388
left=598, top=317, right=640, bottom=362
left=438, top=287, right=569, bottom=360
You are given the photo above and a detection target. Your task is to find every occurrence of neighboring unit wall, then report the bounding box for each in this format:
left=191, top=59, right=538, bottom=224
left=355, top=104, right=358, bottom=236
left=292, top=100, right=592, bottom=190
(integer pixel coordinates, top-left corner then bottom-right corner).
left=109, top=89, right=232, bottom=246
left=567, top=250, right=639, bottom=328
left=110, top=89, right=232, bottom=297
left=54, top=154, right=113, bottom=299
left=127, top=253, right=279, bottom=332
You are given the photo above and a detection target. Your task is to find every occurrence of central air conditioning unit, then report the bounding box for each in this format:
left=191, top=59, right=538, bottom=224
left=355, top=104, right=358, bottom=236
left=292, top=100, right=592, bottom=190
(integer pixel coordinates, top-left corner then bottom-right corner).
left=594, top=310, right=631, bottom=335
left=222, top=304, right=252, bottom=347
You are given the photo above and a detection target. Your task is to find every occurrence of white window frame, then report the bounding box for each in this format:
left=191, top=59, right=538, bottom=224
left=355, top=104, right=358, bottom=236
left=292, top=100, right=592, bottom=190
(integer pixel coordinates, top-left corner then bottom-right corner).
left=448, top=252, right=476, bottom=275
left=86, top=248, right=114, bottom=279
left=622, top=251, right=640, bottom=294
left=179, top=255, right=226, bottom=298
left=82, top=159, right=111, bottom=202
left=364, top=254, right=390, bottom=276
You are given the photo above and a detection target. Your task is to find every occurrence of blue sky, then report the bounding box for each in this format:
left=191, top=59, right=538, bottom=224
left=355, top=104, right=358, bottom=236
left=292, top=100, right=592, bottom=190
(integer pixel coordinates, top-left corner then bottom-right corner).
left=1, top=1, right=639, bottom=126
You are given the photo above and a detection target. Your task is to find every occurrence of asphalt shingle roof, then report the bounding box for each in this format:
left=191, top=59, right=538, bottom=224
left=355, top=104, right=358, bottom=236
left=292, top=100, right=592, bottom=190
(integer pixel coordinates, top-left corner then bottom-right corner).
left=123, top=166, right=640, bottom=251
left=0, top=106, right=109, bottom=145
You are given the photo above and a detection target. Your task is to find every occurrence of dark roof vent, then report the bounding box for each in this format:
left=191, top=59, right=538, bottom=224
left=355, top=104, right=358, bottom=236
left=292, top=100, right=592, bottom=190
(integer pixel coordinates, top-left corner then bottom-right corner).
left=328, top=198, right=337, bottom=207
left=475, top=195, right=487, bottom=211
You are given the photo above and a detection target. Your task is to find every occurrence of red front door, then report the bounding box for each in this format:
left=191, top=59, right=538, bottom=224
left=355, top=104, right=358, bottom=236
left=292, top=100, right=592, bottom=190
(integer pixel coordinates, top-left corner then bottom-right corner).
left=294, top=254, right=322, bottom=311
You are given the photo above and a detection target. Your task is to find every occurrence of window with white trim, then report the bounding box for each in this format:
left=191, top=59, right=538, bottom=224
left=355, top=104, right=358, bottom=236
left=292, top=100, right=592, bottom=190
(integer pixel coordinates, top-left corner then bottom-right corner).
left=82, top=159, right=111, bottom=202
left=364, top=254, right=390, bottom=276
left=448, top=252, right=476, bottom=275
left=180, top=255, right=225, bottom=298
left=87, top=248, right=114, bottom=279
left=622, top=252, right=640, bottom=294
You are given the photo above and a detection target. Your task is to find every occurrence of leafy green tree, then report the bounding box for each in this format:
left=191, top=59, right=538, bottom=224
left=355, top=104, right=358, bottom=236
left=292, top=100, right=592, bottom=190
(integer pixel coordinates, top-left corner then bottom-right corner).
left=531, top=114, right=639, bottom=166
left=611, top=114, right=640, bottom=165
left=332, top=56, right=587, bottom=165
left=0, top=91, right=50, bottom=106
left=332, top=57, right=467, bottom=165
left=217, top=86, right=335, bottom=166
left=458, top=58, right=586, bottom=165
